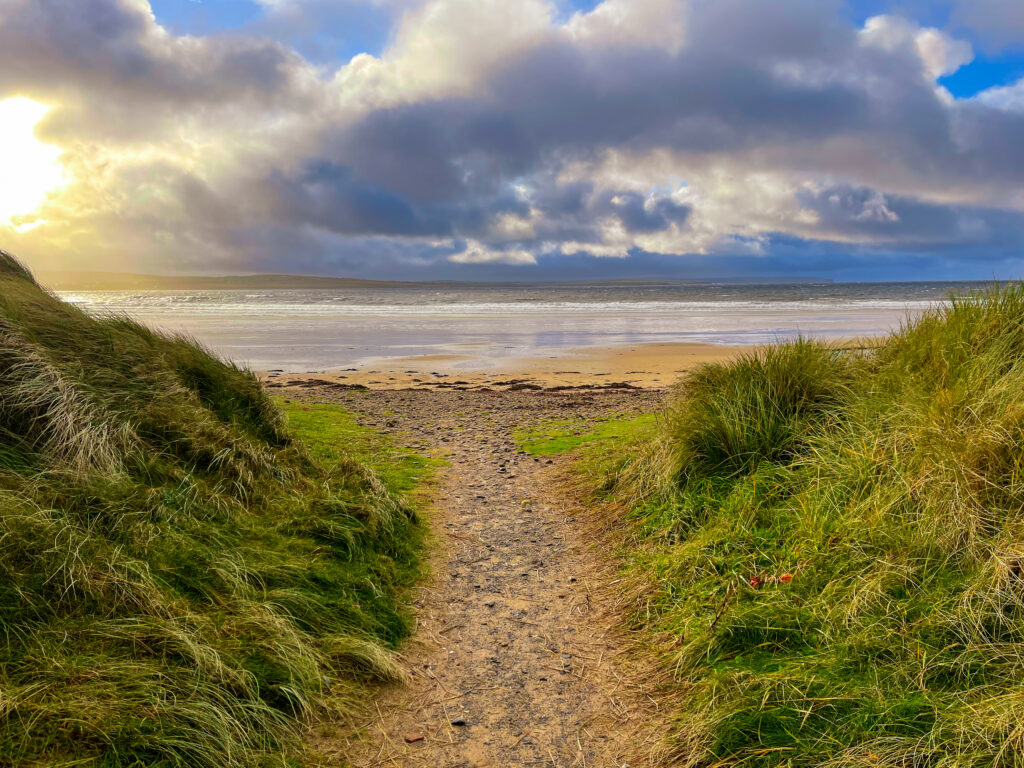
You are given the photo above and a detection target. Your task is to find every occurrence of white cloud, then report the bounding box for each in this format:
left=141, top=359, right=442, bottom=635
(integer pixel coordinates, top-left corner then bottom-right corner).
left=332, top=0, right=553, bottom=109
left=851, top=190, right=899, bottom=223
left=450, top=240, right=537, bottom=264
left=562, top=0, right=686, bottom=51
left=560, top=241, right=630, bottom=258
left=860, top=15, right=973, bottom=79
left=975, top=78, right=1024, bottom=113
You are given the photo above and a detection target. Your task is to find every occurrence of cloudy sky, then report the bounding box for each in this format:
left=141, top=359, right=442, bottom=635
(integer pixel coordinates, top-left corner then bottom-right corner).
left=1, top=0, right=1024, bottom=281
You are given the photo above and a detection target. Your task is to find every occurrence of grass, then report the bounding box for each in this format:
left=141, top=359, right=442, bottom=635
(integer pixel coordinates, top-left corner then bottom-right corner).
left=0, top=252, right=431, bottom=767
left=277, top=399, right=438, bottom=498
left=514, top=413, right=657, bottom=456
left=574, top=287, right=1024, bottom=767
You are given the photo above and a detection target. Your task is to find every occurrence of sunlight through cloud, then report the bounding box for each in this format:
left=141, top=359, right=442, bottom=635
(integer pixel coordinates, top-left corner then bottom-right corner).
left=0, top=98, right=65, bottom=226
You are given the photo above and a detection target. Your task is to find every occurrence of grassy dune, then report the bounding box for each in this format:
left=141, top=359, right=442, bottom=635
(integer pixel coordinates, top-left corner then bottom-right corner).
left=0, top=253, right=426, bottom=767
left=592, top=288, right=1024, bottom=766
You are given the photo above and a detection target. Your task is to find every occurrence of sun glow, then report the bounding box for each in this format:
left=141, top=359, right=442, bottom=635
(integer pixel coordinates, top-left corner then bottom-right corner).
left=0, top=98, right=66, bottom=226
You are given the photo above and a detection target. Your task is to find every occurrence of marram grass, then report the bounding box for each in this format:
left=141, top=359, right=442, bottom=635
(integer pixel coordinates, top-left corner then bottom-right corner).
left=601, top=287, right=1024, bottom=767
left=0, top=252, right=425, bottom=767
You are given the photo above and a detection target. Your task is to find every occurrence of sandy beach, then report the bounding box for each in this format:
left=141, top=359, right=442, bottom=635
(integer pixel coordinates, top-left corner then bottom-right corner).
left=63, top=281, right=935, bottom=375
left=261, top=337, right=884, bottom=390
left=262, top=340, right=746, bottom=390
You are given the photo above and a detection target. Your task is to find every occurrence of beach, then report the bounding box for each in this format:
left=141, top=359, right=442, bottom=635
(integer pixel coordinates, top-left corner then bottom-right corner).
left=260, top=341, right=740, bottom=389
left=16, top=251, right=1024, bottom=767
left=58, top=280, right=968, bottom=377
left=261, top=336, right=895, bottom=389
left=12, top=0, right=1024, bottom=763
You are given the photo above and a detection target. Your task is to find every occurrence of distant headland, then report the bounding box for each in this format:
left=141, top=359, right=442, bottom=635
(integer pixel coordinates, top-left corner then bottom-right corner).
left=39, top=270, right=833, bottom=291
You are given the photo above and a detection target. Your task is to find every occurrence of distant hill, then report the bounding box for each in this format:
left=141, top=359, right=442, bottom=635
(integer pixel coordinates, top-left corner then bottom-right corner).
left=37, top=270, right=835, bottom=291
left=37, top=271, right=408, bottom=291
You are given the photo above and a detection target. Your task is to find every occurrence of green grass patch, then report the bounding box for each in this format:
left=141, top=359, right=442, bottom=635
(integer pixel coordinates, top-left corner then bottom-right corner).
left=590, top=289, right=1024, bottom=767
left=514, top=412, right=657, bottom=456
left=277, top=399, right=439, bottom=497
left=0, top=252, right=431, bottom=768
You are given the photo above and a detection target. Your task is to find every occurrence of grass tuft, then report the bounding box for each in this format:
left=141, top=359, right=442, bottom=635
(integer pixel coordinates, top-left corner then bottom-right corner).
left=663, top=338, right=854, bottom=479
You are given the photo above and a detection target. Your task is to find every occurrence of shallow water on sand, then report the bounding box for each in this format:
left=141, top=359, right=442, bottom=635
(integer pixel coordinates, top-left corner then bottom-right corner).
left=60, top=281, right=986, bottom=372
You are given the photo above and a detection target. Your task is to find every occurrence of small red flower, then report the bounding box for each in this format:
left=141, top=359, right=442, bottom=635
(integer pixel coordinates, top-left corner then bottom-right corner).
left=749, top=575, right=762, bottom=589
left=779, top=573, right=793, bottom=584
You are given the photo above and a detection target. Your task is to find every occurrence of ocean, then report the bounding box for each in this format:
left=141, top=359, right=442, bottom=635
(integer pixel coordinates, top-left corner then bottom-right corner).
left=58, top=281, right=986, bottom=372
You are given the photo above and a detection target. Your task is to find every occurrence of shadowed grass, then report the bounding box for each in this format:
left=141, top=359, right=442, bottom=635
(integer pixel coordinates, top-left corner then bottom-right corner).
left=589, top=287, right=1024, bottom=767
left=0, top=252, right=429, bottom=767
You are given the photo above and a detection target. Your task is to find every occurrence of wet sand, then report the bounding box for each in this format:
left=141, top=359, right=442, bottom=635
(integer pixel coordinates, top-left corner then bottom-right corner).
left=261, top=338, right=881, bottom=391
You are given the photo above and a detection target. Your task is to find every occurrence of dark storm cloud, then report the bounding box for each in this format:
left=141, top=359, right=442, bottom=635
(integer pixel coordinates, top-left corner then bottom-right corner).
left=324, top=14, right=1023, bottom=208
left=796, top=183, right=1024, bottom=249
left=266, top=160, right=452, bottom=237
left=330, top=31, right=874, bottom=204
left=271, top=0, right=1013, bottom=252
left=253, top=0, right=882, bottom=250
left=261, top=152, right=692, bottom=242
left=590, top=191, right=691, bottom=234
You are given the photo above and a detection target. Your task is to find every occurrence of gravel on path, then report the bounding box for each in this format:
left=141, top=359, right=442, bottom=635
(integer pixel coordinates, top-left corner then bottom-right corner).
left=289, top=386, right=673, bottom=768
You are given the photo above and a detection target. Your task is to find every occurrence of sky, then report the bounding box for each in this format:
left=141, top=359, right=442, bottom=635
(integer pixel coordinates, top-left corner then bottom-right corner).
left=2, top=0, right=1024, bottom=281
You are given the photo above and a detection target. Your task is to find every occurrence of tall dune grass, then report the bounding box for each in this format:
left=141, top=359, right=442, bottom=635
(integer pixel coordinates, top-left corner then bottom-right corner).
left=612, top=285, right=1024, bottom=766
left=0, top=251, right=422, bottom=767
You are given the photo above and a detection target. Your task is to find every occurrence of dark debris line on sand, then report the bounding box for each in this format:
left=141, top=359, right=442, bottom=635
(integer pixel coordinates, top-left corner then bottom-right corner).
left=293, top=386, right=671, bottom=768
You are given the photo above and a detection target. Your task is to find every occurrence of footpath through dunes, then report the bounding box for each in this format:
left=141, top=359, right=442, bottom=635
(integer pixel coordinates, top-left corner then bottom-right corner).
left=286, top=385, right=672, bottom=768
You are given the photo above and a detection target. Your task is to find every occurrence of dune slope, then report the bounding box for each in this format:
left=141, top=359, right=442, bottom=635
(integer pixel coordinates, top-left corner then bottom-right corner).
left=611, top=288, right=1024, bottom=766
left=0, top=252, right=421, bottom=767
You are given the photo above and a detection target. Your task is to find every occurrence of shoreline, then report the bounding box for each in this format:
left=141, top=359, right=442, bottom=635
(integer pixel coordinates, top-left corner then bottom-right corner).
left=260, top=338, right=882, bottom=390
left=261, top=341, right=745, bottom=390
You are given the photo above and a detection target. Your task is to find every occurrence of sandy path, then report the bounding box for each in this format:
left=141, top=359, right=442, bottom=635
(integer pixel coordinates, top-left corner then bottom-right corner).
left=292, top=387, right=672, bottom=768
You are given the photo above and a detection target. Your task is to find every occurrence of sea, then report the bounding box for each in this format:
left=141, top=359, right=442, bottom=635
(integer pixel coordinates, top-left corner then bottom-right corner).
left=58, top=281, right=988, bottom=372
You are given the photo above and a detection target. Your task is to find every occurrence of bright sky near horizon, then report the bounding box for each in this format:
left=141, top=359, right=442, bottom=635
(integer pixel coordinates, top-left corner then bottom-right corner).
left=0, top=99, right=63, bottom=228
left=2, top=0, right=1024, bottom=281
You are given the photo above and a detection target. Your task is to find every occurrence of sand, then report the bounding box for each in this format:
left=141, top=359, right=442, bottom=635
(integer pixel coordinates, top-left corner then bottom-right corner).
left=295, top=385, right=673, bottom=766
left=262, top=340, right=747, bottom=390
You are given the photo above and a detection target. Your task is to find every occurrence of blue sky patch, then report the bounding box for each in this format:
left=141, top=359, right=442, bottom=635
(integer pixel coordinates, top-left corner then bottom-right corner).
left=941, top=52, right=1024, bottom=98
left=150, top=0, right=393, bottom=63
left=149, top=0, right=264, bottom=35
